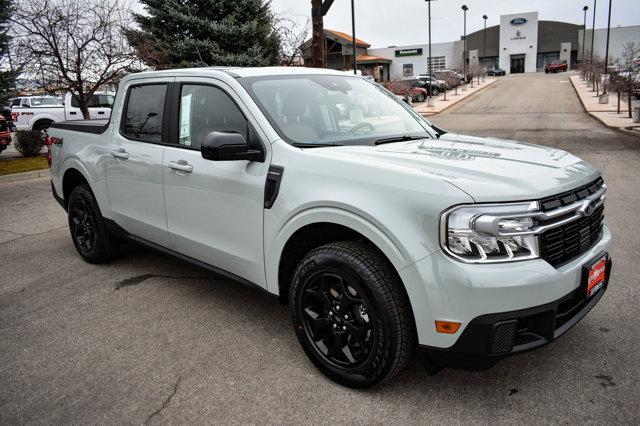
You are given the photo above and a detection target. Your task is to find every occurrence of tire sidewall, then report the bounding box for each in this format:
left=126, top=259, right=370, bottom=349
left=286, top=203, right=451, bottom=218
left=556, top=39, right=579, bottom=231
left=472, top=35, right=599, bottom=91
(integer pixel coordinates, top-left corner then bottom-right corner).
left=290, top=249, right=398, bottom=388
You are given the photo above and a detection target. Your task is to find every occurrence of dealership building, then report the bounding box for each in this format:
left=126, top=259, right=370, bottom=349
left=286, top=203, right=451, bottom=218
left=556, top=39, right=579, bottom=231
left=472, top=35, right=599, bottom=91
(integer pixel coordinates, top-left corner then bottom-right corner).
left=305, top=11, right=640, bottom=80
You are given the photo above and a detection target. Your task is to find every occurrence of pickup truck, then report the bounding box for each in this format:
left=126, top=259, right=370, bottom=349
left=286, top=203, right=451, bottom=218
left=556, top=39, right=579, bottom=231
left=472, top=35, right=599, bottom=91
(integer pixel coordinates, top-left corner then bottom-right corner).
left=48, top=67, right=611, bottom=388
left=12, top=93, right=113, bottom=133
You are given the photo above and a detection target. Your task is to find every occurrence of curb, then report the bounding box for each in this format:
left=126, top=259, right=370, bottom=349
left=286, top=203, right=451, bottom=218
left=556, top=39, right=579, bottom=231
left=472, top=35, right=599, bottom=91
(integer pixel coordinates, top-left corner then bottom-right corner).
left=417, top=79, right=498, bottom=117
left=0, top=168, right=50, bottom=184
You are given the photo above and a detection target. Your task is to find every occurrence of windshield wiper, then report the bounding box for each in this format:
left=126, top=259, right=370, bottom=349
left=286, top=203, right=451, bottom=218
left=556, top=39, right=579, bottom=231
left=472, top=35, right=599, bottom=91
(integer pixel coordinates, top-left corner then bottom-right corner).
left=292, top=142, right=344, bottom=148
left=374, top=135, right=429, bottom=145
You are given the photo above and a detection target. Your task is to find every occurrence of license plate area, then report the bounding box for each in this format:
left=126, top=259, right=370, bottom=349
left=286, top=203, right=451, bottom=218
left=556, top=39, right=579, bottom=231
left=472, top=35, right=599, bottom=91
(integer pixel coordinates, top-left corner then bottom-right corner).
left=582, top=253, right=609, bottom=299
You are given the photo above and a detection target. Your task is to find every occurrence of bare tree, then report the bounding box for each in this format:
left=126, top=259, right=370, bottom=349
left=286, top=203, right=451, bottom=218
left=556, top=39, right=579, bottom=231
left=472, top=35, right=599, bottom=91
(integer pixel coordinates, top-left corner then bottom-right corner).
left=276, top=16, right=310, bottom=66
left=11, top=0, right=139, bottom=118
left=618, top=42, right=640, bottom=119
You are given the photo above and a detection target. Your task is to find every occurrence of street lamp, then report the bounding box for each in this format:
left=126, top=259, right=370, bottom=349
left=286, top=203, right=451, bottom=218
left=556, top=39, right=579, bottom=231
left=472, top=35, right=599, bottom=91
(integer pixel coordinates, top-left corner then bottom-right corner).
left=426, top=0, right=435, bottom=106
left=590, top=0, right=597, bottom=91
left=602, top=0, right=612, bottom=94
left=482, top=15, right=488, bottom=71
left=351, top=0, right=357, bottom=75
left=581, top=6, right=588, bottom=62
left=462, top=5, right=468, bottom=90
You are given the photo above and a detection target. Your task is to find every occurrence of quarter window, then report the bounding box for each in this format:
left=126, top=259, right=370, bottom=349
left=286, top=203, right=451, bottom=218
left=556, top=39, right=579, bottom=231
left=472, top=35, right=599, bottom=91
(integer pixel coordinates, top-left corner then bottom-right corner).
left=178, top=85, right=247, bottom=150
left=122, top=84, right=167, bottom=142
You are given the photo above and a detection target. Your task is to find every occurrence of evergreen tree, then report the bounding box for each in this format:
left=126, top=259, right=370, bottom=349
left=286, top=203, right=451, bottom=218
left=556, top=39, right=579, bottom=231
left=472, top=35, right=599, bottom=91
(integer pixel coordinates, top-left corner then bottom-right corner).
left=126, top=0, right=280, bottom=69
left=0, top=0, right=18, bottom=104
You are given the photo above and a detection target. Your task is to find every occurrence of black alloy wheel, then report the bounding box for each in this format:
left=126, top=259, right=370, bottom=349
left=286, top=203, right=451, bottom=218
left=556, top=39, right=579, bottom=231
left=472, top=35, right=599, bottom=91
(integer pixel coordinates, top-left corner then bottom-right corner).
left=67, top=184, right=120, bottom=263
left=70, top=197, right=96, bottom=255
left=290, top=241, right=416, bottom=388
left=299, top=270, right=375, bottom=368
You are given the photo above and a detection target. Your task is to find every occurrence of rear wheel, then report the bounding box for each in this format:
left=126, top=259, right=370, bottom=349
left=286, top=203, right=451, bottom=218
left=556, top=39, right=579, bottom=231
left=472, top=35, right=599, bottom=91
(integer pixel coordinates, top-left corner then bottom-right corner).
left=431, top=87, right=440, bottom=96
left=68, top=184, right=120, bottom=263
left=415, top=93, right=426, bottom=103
left=290, top=241, right=416, bottom=388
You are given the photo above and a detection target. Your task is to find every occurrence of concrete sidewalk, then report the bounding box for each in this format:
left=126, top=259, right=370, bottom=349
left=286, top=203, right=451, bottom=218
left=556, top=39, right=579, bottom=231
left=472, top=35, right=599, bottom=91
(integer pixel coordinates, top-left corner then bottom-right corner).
left=570, top=74, right=640, bottom=135
left=413, top=78, right=497, bottom=116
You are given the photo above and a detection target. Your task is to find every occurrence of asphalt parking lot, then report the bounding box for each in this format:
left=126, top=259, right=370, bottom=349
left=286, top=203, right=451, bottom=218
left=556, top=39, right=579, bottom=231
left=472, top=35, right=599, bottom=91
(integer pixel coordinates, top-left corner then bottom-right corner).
left=1, top=71, right=639, bottom=424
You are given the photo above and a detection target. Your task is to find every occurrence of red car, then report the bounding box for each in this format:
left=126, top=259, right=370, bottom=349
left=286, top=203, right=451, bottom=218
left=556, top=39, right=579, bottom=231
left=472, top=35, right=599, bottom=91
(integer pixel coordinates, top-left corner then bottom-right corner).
left=545, top=61, right=568, bottom=73
left=0, top=117, right=11, bottom=154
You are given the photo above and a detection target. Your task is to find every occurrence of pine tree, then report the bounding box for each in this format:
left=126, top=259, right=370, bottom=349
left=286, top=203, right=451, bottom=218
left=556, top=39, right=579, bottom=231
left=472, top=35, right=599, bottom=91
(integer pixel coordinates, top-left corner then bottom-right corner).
left=126, top=0, right=280, bottom=69
left=0, top=0, right=18, bottom=104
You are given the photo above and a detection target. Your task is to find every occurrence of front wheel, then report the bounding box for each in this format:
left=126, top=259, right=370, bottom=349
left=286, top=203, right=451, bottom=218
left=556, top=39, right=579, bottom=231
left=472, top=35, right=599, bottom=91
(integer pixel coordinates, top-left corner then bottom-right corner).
left=290, top=241, right=416, bottom=388
left=68, top=184, right=120, bottom=263
left=414, top=93, right=426, bottom=103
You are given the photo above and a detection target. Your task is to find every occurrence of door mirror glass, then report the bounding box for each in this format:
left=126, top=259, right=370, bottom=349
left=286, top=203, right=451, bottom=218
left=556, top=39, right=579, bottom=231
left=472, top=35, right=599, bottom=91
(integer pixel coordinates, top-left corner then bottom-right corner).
left=201, top=131, right=261, bottom=162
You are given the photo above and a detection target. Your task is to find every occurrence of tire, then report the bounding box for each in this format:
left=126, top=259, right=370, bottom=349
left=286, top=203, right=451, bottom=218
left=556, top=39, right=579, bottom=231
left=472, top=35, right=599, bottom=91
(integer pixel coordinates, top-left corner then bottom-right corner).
left=33, top=121, right=52, bottom=136
left=415, top=93, right=426, bottom=103
left=431, top=87, right=439, bottom=96
left=67, top=184, right=120, bottom=263
left=290, top=241, right=416, bottom=388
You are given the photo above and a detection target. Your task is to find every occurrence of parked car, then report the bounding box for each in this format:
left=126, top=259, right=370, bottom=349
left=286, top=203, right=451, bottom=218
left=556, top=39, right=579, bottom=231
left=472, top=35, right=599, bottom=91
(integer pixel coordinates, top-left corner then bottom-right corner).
left=434, top=70, right=465, bottom=87
left=49, top=67, right=611, bottom=389
left=1, top=101, right=15, bottom=131
left=404, top=77, right=442, bottom=96
left=11, top=92, right=114, bottom=134
left=487, top=67, right=506, bottom=76
left=545, top=61, right=568, bottom=73
left=0, top=116, right=11, bottom=153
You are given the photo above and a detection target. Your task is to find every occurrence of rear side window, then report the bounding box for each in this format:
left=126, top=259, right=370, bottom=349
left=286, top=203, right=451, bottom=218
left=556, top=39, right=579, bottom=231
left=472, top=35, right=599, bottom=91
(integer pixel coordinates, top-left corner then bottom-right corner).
left=122, top=84, right=167, bottom=142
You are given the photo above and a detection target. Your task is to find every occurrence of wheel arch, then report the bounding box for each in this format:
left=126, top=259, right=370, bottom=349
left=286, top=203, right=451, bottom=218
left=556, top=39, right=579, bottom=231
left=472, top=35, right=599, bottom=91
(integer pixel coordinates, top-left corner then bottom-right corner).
left=62, top=167, right=90, bottom=209
left=30, top=116, right=56, bottom=130
left=271, top=207, right=412, bottom=305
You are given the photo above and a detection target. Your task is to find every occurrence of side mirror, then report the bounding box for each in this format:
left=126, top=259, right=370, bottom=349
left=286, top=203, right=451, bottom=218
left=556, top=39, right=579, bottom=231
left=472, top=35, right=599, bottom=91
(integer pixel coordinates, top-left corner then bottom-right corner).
left=201, top=131, right=262, bottom=162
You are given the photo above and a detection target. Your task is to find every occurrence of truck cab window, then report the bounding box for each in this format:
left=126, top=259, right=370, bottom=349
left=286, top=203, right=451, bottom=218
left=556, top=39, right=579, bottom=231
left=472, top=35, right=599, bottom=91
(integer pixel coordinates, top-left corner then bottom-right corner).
left=178, top=85, right=247, bottom=150
left=122, top=84, right=167, bottom=142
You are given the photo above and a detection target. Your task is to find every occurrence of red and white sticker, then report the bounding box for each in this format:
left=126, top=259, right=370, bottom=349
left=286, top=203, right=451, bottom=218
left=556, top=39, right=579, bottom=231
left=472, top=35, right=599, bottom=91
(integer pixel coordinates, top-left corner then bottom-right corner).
left=587, top=257, right=607, bottom=298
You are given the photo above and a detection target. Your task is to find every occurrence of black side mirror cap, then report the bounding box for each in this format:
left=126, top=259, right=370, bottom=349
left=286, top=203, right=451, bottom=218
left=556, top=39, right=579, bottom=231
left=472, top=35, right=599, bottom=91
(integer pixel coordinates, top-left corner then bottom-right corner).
left=201, top=131, right=263, bottom=162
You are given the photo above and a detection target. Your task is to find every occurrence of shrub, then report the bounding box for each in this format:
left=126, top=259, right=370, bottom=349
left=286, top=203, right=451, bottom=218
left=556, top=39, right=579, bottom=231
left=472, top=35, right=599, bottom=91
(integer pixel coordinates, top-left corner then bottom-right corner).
left=14, top=130, right=44, bottom=157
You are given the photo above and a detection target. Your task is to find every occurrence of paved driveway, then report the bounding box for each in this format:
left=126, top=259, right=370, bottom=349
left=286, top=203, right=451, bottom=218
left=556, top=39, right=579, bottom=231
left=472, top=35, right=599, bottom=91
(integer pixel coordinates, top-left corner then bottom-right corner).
left=1, top=72, right=639, bottom=424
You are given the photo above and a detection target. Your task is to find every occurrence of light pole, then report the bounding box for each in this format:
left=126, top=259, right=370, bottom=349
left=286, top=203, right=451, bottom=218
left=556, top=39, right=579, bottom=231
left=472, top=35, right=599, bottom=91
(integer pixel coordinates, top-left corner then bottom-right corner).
left=426, top=0, right=435, bottom=106
left=590, top=0, right=597, bottom=91
left=482, top=15, right=488, bottom=72
left=462, top=5, right=468, bottom=90
left=602, top=0, right=612, bottom=94
left=351, top=0, right=357, bottom=74
left=581, top=6, right=588, bottom=62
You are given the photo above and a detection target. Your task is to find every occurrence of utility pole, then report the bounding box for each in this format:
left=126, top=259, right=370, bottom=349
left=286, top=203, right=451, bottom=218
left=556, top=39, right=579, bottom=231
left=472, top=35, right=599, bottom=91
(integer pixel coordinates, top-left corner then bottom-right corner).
left=482, top=15, right=488, bottom=70
left=602, top=0, right=612, bottom=94
left=462, top=5, right=468, bottom=88
left=582, top=5, right=589, bottom=61
left=310, top=0, right=335, bottom=68
left=351, top=0, right=357, bottom=74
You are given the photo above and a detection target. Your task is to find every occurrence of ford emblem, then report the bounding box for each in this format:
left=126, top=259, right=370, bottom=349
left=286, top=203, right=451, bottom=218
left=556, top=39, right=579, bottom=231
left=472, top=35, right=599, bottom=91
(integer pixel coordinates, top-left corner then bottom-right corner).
left=510, top=18, right=527, bottom=25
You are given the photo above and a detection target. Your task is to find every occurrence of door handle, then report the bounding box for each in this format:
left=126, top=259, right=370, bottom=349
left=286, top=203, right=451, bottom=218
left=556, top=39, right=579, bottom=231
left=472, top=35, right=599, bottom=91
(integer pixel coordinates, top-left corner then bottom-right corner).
left=168, top=160, right=193, bottom=173
left=98, top=111, right=105, bottom=115
left=111, top=148, right=129, bottom=159
left=69, top=111, right=77, bottom=115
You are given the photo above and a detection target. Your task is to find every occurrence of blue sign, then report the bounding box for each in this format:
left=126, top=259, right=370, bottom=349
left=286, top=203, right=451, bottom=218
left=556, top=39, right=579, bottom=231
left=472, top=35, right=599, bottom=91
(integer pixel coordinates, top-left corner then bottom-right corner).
left=510, top=18, right=527, bottom=25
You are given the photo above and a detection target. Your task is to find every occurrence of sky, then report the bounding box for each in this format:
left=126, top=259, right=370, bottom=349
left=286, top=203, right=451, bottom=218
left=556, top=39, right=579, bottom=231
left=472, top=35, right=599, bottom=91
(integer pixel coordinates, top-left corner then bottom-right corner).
left=269, top=0, right=640, bottom=47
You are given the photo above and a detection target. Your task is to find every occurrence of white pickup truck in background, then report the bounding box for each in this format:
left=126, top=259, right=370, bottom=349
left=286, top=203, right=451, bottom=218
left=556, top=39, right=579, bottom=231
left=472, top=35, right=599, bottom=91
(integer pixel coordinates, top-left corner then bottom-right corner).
left=11, top=92, right=114, bottom=133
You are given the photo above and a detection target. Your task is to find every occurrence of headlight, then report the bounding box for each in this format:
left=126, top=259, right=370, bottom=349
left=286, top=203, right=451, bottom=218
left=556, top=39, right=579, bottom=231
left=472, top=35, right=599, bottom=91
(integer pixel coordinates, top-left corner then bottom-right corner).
left=440, top=202, right=541, bottom=263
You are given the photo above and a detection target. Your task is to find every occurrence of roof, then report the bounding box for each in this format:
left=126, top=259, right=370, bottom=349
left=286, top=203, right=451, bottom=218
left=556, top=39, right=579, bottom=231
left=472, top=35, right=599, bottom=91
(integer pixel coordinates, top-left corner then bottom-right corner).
left=121, top=66, right=359, bottom=82
left=325, top=29, right=370, bottom=48
left=356, top=54, right=392, bottom=64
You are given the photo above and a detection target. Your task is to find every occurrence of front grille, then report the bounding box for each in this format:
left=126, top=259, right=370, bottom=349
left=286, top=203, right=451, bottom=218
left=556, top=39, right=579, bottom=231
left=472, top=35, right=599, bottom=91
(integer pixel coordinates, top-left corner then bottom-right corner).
left=539, top=178, right=605, bottom=267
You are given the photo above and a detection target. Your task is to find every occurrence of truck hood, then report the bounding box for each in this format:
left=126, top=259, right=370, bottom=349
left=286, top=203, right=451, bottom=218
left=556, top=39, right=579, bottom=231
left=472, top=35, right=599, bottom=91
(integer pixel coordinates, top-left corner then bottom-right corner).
left=327, top=133, right=601, bottom=202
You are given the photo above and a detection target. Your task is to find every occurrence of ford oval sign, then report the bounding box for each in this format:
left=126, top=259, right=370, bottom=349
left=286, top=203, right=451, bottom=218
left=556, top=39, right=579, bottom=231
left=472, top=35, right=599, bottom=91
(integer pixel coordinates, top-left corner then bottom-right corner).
left=510, top=18, right=527, bottom=25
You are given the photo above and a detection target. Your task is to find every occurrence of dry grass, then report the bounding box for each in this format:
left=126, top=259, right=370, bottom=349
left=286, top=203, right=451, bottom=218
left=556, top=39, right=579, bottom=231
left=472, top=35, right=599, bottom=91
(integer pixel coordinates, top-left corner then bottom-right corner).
left=0, top=155, right=49, bottom=176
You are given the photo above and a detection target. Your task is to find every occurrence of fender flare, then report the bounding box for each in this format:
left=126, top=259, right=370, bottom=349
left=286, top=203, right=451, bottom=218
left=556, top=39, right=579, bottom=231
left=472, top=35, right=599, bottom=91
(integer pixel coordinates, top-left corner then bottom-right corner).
left=266, top=204, right=416, bottom=296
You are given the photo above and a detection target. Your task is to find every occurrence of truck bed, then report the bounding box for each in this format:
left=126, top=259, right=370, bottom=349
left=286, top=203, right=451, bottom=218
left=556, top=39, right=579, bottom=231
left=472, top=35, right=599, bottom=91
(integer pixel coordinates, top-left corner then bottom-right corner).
left=50, top=119, right=109, bottom=135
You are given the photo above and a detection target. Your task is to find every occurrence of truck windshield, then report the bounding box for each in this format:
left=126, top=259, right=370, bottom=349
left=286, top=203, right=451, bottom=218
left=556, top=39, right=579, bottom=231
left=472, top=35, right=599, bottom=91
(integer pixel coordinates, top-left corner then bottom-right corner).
left=242, top=75, right=433, bottom=147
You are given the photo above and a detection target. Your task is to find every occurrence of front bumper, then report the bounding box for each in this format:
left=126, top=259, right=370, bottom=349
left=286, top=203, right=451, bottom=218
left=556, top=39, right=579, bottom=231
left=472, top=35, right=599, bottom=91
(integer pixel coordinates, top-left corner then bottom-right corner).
left=398, top=224, right=612, bottom=368
left=419, top=253, right=611, bottom=370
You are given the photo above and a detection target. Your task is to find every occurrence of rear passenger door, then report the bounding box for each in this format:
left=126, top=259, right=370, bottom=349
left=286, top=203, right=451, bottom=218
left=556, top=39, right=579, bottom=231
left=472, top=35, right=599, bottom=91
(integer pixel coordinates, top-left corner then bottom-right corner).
left=162, top=78, right=270, bottom=287
left=105, top=80, right=173, bottom=247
